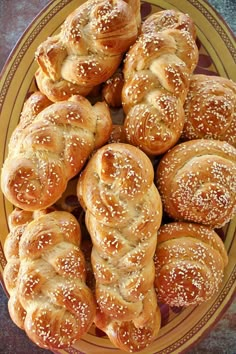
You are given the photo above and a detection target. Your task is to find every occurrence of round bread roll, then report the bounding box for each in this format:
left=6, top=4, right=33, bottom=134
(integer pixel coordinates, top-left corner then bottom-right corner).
left=156, top=139, right=236, bottom=228
left=183, top=74, right=236, bottom=147
left=154, top=222, right=228, bottom=307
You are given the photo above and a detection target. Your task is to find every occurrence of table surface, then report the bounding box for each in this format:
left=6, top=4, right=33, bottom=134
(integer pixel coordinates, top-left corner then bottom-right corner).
left=0, top=1, right=235, bottom=353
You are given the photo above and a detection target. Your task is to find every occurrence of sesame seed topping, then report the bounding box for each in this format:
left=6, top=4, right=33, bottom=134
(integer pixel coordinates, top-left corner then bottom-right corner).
left=78, top=143, right=162, bottom=349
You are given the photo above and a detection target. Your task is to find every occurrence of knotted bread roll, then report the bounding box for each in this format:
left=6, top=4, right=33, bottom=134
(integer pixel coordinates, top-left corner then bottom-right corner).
left=183, top=74, right=236, bottom=147
left=77, top=143, right=162, bottom=352
left=156, top=139, right=236, bottom=228
left=154, top=222, right=228, bottom=307
left=1, top=91, right=112, bottom=210
left=122, top=9, right=199, bottom=155
left=3, top=210, right=95, bottom=350
left=35, top=0, right=141, bottom=102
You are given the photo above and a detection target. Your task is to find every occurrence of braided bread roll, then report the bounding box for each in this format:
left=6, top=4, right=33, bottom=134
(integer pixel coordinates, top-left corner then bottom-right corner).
left=122, top=9, right=199, bottom=156
left=182, top=74, right=236, bottom=147
left=156, top=139, right=236, bottom=228
left=35, top=0, right=140, bottom=102
left=1, top=91, right=112, bottom=210
left=154, top=222, right=228, bottom=307
left=3, top=208, right=52, bottom=330
left=77, top=143, right=162, bottom=352
left=3, top=210, right=95, bottom=350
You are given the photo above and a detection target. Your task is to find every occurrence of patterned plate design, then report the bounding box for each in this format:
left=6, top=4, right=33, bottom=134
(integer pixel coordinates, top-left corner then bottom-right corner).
left=0, top=1, right=235, bottom=354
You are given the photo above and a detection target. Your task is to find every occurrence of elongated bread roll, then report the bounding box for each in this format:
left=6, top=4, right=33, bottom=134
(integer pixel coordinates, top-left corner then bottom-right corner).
left=35, top=0, right=141, bottom=102
left=122, top=9, right=199, bottom=155
left=77, top=143, right=162, bottom=352
left=3, top=210, right=96, bottom=350
left=3, top=208, right=52, bottom=330
left=1, top=91, right=112, bottom=210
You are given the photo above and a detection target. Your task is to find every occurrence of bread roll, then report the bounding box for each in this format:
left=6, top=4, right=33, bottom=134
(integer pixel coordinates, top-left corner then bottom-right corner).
left=77, top=143, right=162, bottom=352
left=1, top=91, right=112, bottom=210
left=156, top=139, right=236, bottom=228
left=3, top=208, right=50, bottom=330
left=122, top=9, right=199, bottom=155
left=183, top=74, right=236, bottom=147
left=35, top=0, right=140, bottom=102
left=154, top=222, right=228, bottom=306
left=3, top=210, right=95, bottom=350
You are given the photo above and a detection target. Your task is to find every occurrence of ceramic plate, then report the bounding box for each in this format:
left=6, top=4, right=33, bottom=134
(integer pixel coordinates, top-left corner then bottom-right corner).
left=0, top=1, right=235, bottom=353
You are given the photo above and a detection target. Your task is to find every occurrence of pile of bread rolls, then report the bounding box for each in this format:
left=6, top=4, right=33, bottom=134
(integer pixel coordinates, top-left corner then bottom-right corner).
left=1, top=0, right=235, bottom=352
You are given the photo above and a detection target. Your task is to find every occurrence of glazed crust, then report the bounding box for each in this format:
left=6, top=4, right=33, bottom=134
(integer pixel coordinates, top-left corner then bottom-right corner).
left=77, top=143, right=162, bottom=352
left=35, top=0, right=140, bottom=102
left=154, top=222, right=228, bottom=307
left=3, top=210, right=96, bottom=350
left=1, top=91, right=112, bottom=210
left=156, top=139, right=236, bottom=228
left=122, top=9, right=199, bottom=155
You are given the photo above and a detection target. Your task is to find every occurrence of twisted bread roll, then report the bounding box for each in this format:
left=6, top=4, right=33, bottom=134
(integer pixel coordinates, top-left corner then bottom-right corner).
left=122, top=9, right=199, bottom=155
left=35, top=0, right=140, bottom=102
left=3, top=208, right=51, bottom=330
left=156, top=139, right=236, bottom=228
left=3, top=210, right=95, bottom=350
left=183, top=74, right=236, bottom=147
left=1, top=91, right=112, bottom=210
left=77, top=143, right=162, bottom=352
left=154, top=222, right=228, bottom=307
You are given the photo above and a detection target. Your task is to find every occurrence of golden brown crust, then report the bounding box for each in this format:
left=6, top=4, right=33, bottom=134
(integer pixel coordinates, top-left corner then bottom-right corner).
left=78, top=143, right=158, bottom=225
left=122, top=9, right=199, bottom=156
left=154, top=222, right=228, bottom=307
left=3, top=208, right=54, bottom=329
left=1, top=92, right=112, bottom=210
left=156, top=139, right=236, bottom=228
left=95, top=288, right=161, bottom=352
left=124, top=0, right=141, bottom=28
left=3, top=210, right=96, bottom=350
left=183, top=74, right=236, bottom=147
left=108, top=124, right=127, bottom=144
left=77, top=143, right=162, bottom=352
left=141, top=9, right=197, bottom=39
left=35, top=0, right=140, bottom=102
left=102, top=71, right=124, bottom=108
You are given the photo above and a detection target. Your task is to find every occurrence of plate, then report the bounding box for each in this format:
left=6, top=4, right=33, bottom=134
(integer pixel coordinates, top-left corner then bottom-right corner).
left=0, top=1, right=235, bottom=354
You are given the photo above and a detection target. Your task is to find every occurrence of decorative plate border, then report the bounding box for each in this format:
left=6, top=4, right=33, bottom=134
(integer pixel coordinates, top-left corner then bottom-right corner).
left=188, top=0, right=236, bottom=58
